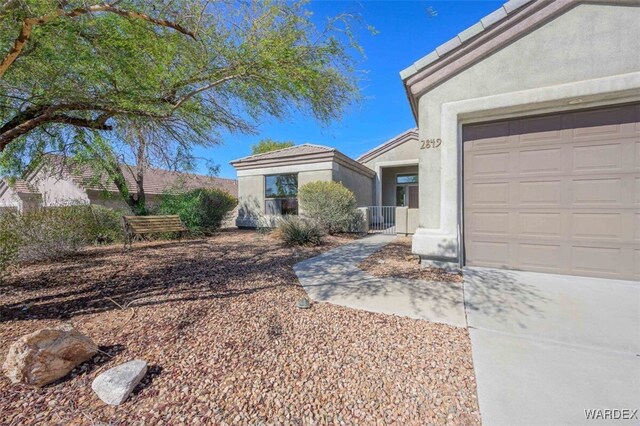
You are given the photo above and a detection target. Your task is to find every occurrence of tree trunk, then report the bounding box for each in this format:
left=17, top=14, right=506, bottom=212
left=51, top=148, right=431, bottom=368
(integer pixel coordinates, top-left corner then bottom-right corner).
left=133, top=130, right=147, bottom=214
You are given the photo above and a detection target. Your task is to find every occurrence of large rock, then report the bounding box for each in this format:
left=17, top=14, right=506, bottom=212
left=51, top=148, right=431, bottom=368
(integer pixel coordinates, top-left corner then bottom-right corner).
left=3, top=324, right=98, bottom=387
left=92, top=360, right=147, bottom=406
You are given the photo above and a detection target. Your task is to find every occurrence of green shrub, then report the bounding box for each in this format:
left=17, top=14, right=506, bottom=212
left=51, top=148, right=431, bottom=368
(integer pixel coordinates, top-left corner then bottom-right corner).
left=87, top=205, right=125, bottom=244
left=298, top=181, right=361, bottom=234
left=275, top=216, right=324, bottom=246
left=157, top=188, right=238, bottom=235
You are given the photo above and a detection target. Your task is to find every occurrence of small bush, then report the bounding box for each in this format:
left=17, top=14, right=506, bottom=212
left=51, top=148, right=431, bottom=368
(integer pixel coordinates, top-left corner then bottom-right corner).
left=0, top=204, right=124, bottom=274
left=298, top=181, right=361, bottom=234
left=0, top=211, right=20, bottom=282
left=87, top=205, right=125, bottom=244
left=275, top=216, right=324, bottom=246
left=157, top=188, right=238, bottom=235
left=16, top=206, right=97, bottom=262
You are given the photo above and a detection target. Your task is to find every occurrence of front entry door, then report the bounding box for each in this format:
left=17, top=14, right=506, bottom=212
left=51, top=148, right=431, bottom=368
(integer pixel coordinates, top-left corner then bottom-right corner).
left=408, top=185, right=419, bottom=208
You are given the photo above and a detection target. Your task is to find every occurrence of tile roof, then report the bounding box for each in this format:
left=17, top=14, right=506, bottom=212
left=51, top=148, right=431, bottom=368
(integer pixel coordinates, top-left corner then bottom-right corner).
left=400, top=0, right=536, bottom=80
left=41, top=155, right=238, bottom=197
left=10, top=179, right=39, bottom=194
left=230, top=144, right=335, bottom=164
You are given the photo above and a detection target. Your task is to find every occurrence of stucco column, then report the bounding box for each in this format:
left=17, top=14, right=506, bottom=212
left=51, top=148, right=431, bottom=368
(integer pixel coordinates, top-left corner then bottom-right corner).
left=412, top=99, right=459, bottom=263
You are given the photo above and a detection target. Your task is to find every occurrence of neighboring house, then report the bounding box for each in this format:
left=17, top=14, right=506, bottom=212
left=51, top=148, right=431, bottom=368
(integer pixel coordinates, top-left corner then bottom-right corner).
left=0, top=156, right=238, bottom=212
left=230, top=144, right=376, bottom=227
left=232, top=0, right=639, bottom=281
left=230, top=131, right=423, bottom=228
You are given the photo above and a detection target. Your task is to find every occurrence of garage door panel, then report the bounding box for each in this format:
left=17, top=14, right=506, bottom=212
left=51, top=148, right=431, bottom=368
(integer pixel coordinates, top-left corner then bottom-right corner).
left=467, top=182, right=509, bottom=206
left=571, top=246, right=622, bottom=276
left=462, top=121, right=510, bottom=149
left=517, top=243, right=562, bottom=270
left=571, top=213, right=622, bottom=240
left=469, top=212, right=509, bottom=235
left=570, top=108, right=625, bottom=140
left=572, top=143, right=623, bottom=172
left=518, top=212, right=562, bottom=237
left=464, top=104, right=639, bottom=280
left=572, top=178, right=622, bottom=206
left=519, top=148, right=563, bottom=174
left=517, top=180, right=562, bottom=206
left=467, top=241, right=509, bottom=267
left=470, top=152, right=511, bottom=176
left=518, top=115, right=564, bottom=144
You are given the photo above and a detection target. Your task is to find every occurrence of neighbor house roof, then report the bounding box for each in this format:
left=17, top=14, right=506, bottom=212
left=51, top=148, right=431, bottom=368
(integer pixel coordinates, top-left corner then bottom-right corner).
left=1, top=155, right=238, bottom=198
left=8, top=179, right=39, bottom=194
left=401, top=0, right=616, bottom=121
left=230, top=144, right=375, bottom=178
left=230, top=144, right=335, bottom=164
left=356, top=128, right=419, bottom=164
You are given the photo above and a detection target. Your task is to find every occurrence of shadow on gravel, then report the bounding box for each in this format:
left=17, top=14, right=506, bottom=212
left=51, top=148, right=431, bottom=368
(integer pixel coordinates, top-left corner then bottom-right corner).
left=0, top=232, right=324, bottom=322
left=47, top=344, right=126, bottom=387
left=132, top=365, right=163, bottom=396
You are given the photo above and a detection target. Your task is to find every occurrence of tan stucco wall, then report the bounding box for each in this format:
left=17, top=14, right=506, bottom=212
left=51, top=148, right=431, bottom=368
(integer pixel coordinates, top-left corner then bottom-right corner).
left=234, top=161, right=373, bottom=227
left=412, top=3, right=640, bottom=261
left=332, top=164, right=373, bottom=207
left=362, top=136, right=420, bottom=170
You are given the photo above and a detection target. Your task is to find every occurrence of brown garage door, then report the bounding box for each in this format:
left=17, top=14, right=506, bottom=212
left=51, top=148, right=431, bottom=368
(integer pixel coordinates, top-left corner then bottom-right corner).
left=463, top=103, right=640, bottom=280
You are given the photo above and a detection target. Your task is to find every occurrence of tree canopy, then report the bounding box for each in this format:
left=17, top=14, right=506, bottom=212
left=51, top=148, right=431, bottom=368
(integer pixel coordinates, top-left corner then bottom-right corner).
left=0, top=0, right=366, bottom=181
left=251, top=138, right=295, bottom=155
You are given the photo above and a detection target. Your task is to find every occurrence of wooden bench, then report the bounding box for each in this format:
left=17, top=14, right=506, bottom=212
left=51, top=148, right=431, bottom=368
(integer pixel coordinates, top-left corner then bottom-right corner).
left=122, top=215, right=188, bottom=248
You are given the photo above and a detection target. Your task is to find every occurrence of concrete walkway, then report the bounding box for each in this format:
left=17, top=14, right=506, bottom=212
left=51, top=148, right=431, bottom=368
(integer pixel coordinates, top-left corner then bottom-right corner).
left=294, top=234, right=466, bottom=327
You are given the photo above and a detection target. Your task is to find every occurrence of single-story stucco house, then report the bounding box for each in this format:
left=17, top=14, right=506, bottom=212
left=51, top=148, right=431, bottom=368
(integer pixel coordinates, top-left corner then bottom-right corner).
left=233, top=0, right=639, bottom=281
left=230, top=129, right=421, bottom=230
left=0, top=155, right=238, bottom=212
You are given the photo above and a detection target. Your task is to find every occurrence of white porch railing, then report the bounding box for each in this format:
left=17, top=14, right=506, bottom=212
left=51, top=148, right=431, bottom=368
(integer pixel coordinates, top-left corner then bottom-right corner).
left=365, top=206, right=396, bottom=235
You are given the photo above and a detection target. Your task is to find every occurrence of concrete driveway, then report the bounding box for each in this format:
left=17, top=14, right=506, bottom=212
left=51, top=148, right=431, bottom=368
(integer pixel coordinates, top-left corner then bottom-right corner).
left=464, top=268, right=640, bottom=425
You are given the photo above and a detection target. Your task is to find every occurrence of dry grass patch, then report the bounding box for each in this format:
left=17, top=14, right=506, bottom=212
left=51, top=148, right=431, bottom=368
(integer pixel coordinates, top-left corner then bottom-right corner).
left=0, top=230, right=479, bottom=425
left=358, top=237, right=463, bottom=283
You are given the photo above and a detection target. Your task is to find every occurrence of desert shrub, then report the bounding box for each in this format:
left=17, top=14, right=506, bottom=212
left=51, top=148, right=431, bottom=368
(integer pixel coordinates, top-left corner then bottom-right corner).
left=157, top=188, right=238, bottom=235
left=0, top=211, right=20, bottom=282
left=14, top=206, right=95, bottom=262
left=275, top=216, right=324, bottom=246
left=86, top=205, right=125, bottom=244
left=0, top=204, right=124, bottom=269
left=298, top=181, right=361, bottom=234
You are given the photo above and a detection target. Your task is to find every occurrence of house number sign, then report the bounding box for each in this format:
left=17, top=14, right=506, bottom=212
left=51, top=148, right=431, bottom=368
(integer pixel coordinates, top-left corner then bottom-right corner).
left=420, top=138, right=442, bottom=150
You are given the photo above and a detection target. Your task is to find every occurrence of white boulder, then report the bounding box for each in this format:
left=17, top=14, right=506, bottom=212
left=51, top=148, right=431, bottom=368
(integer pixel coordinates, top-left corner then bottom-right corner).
left=92, top=359, right=148, bottom=405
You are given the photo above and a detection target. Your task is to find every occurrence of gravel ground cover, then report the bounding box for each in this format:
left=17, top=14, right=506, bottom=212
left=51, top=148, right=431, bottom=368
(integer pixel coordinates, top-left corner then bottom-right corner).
left=0, top=230, right=479, bottom=425
left=358, top=238, right=463, bottom=283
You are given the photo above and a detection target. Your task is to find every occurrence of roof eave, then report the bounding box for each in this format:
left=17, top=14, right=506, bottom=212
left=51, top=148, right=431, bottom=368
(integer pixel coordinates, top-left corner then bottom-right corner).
left=356, top=128, right=419, bottom=163
left=400, top=0, right=550, bottom=120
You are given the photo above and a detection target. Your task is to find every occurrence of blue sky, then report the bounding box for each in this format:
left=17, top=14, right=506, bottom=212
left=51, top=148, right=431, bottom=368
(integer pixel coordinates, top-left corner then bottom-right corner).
left=204, top=0, right=504, bottom=179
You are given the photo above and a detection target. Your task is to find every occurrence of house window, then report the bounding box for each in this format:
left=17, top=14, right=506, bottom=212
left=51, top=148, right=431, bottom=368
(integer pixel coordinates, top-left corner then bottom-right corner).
left=265, top=174, right=298, bottom=215
left=396, top=174, right=418, bottom=184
